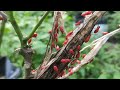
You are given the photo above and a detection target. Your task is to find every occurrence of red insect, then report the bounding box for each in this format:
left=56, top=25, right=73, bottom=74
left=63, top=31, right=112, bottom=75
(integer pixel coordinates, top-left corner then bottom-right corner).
left=60, top=26, right=64, bottom=34
left=77, top=45, right=81, bottom=51
left=54, top=33, right=58, bottom=38
left=67, top=31, right=73, bottom=37
left=56, top=45, right=60, bottom=51
left=53, top=66, right=59, bottom=72
left=94, top=26, right=100, bottom=33
left=69, top=71, right=73, bottom=76
left=61, top=59, right=71, bottom=64
left=55, top=38, right=58, bottom=42
left=68, top=68, right=72, bottom=72
left=55, top=22, right=58, bottom=30
left=31, top=70, right=36, bottom=74
left=71, top=60, right=77, bottom=65
left=28, top=38, right=32, bottom=44
left=76, top=52, right=80, bottom=58
left=0, top=16, right=3, bottom=20
left=76, top=60, right=81, bottom=64
left=52, top=42, right=55, bottom=48
left=48, top=30, right=52, bottom=34
left=69, top=49, right=74, bottom=55
left=82, top=54, right=86, bottom=58
left=63, top=39, right=68, bottom=46
left=102, top=32, right=109, bottom=35
left=84, top=34, right=91, bottom=43
left=31, top=70, right=36, bottom=72
left=75, top=20, right=81, bottom=26
left=32, top=33, right=38, bottom=38
left=81, top=11, right=92, bottom=17
left=59, top=70, right=66, bottom=77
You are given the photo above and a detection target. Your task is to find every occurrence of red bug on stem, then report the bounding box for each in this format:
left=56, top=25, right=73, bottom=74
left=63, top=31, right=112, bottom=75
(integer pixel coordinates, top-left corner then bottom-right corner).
left=55, top=22, right=58, bottom=30
left=77, top=45, right=81, bottom=51
left=53, top=65, right=59, bottom=72
left=82, top=54, right=86, bottom=58
left=0, top=16, right=3, bottom=20
left=76, top=52, right=80, bottom=58
left=28, top=38, right=32, bottom=44
left=81, top=11, right=92, bottom=17
left=102, top=32, right=109, bottom=35
left=32, top=33, right=38, bottom=38
left=69, top=49, right=74, bottom=55
left=94, top=26, right=100, bottom=33
left=52, top=42, right=55, bottom=48
left=48, top=30, right=52, bottom=34
left=76, top=60, right=81, bottom=64
left=84, top=34, right=91, bottom=43
left=56, top=45, right=60, bottom=51
left=63, top=39, right=68, bottom=46
left=75, top=20, right=81, bottom=26
left=60, top=26, right=64, bottom=34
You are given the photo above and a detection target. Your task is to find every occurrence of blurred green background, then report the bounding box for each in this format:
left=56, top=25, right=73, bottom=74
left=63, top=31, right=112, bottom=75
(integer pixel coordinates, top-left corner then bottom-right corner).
left=0, top=11, right=120, bottom=79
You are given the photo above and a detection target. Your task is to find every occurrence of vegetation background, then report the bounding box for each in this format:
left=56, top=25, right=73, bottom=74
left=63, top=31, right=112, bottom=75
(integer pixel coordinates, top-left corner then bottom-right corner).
left=0, top=11, right=120, bottom=79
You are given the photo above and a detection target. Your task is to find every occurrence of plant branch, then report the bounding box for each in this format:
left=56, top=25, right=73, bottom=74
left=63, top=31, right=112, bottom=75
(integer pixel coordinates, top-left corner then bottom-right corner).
left=0, top=21, right=6, bottom=54
left=6, top=11, right=23, bottom=47
left=24, top=11, right=50, bottom=42
left=58, top=28, right=120, bottom=79
left=35, top=11, right=106, bottom=79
